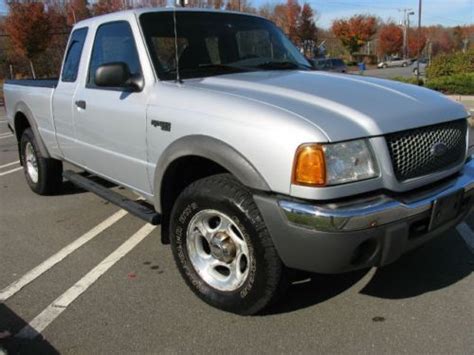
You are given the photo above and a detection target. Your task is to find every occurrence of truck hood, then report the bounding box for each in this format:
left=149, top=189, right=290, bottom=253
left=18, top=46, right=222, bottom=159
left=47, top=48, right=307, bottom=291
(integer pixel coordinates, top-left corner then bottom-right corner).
left=186, top=71, right=469, bottom=142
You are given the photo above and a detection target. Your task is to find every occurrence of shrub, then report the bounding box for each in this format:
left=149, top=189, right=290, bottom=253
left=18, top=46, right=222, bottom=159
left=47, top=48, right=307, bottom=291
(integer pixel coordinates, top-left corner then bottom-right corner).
left=426, top=49, right=474, bottom=79
left=345, top=60, right=358, bottom=66
left=425, top=73, right=474, bottom=95
left=390, top=76, right=424, bottom=85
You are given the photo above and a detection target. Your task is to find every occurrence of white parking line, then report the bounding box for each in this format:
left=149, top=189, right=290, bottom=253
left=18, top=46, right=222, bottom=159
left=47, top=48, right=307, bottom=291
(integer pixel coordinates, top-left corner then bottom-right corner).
left=0, top=132, right=12, bottom=137
left=16, top=223, right=156, bottom=339
left=0, top=134, right=14, bottom=140
left=0, top=209, right=128, bottom=302
left=456, top=222, right=474, bottom=253
left=0, top=166, right=22, bottom=177
left=0, top=160, right=20, bottom=169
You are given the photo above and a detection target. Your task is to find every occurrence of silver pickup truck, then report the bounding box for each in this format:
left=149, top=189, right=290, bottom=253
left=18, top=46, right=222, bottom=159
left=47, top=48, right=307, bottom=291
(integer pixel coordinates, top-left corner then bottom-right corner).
left=3, top=8, right=474, bottom=315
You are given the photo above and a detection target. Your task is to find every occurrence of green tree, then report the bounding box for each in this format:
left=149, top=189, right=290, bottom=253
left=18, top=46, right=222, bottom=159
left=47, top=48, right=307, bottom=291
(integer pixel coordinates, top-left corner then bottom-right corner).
left=297, top=3, right=317, bottom=54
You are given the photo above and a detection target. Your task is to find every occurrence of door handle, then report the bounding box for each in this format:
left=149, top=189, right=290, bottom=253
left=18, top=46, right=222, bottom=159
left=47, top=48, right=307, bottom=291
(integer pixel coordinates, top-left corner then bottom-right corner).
left=75, top=100, right=86, bottom=110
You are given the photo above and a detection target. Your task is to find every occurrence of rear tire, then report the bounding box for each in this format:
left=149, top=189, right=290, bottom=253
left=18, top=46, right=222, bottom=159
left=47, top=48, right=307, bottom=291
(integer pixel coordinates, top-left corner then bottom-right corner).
left=169, top=174, right=286, bottom=315
left=20, top=128, right=63, bottom=195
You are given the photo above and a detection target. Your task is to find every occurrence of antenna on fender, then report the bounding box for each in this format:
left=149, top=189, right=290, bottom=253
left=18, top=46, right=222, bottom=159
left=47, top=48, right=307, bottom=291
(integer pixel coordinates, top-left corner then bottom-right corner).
left=173, top=0, right=187, bottom=84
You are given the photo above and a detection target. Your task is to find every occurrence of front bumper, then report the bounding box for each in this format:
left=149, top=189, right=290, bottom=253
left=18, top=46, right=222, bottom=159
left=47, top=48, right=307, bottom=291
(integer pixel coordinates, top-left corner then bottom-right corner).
left=254, top=160, right=474, bottom=274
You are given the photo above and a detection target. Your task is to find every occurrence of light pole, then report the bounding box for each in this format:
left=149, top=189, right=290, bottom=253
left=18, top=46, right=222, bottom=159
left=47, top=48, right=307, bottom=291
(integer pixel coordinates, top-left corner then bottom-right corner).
left=406, top=10, right=415, bottom=58
left=400, top=8, right=414, bottom=59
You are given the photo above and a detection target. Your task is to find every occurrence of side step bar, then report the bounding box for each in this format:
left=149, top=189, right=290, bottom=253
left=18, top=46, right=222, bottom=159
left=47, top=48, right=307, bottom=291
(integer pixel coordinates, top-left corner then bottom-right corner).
left=63, top=170, right=161, bottom=225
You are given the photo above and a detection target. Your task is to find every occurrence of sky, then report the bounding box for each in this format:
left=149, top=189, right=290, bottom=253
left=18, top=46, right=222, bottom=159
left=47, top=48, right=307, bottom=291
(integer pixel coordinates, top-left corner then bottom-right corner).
left=0, top=0, right=473, bottom=29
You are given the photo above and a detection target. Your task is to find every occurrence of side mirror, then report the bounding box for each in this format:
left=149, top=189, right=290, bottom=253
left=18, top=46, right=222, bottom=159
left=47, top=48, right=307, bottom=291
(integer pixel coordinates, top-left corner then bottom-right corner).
left=95, top=62, right=143, bottom=91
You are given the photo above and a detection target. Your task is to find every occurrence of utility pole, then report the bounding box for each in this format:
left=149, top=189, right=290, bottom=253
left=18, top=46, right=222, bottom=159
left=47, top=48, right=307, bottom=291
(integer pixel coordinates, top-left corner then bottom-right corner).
left=462, top=38, right=469, bottom=53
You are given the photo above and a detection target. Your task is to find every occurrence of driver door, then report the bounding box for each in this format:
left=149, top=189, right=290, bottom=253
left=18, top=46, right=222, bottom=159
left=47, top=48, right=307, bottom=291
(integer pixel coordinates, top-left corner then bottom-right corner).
left=72, top=21, right=151, bottom=195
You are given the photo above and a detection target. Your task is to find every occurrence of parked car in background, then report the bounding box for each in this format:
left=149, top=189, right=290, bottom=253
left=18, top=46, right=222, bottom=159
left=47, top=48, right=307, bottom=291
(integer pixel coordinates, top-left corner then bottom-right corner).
left=412, top=58, right=429, bottom=76
left=378, top=57, right=412, bottom=68
left=309, top=58, right=347, bottom=73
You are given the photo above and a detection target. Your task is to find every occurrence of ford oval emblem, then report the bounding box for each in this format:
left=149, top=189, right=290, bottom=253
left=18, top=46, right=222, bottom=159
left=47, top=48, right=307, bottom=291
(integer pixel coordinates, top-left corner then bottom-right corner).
left=431, top=142, right=448, bottom=157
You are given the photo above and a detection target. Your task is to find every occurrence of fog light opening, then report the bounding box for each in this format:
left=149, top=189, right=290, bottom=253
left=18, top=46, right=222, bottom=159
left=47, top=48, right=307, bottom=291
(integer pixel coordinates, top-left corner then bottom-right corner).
left=351, top=239, right=378, bottom=266
left=409, top=217, right=430, bottom=239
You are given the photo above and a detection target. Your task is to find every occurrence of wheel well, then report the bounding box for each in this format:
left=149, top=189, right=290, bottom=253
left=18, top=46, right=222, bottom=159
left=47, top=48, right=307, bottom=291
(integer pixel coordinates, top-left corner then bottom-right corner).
left=14, top=112, right=30, bottom=163
left=160, top=156, right=228, bottom=244
left=14, top=112, right=30, bottom=141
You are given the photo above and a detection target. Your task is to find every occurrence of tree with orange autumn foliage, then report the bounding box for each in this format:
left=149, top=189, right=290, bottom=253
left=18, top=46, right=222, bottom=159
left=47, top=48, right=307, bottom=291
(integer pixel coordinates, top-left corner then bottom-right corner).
left=407, top=28, right=427, bottom=58
left=93, top=0, right=125, bottom=16
left=225, top=0, right=255, bottom=12
left=331, top=15, right=378, bottom=57
left=45, top=4, right=69, bottom=77
left=274, top=0, right=301, bottom=44
left=377, top=23, right=403, bottom=57
left=67, top=0, right=91, bottom=27
left=3, top=2, right=51, bottom=78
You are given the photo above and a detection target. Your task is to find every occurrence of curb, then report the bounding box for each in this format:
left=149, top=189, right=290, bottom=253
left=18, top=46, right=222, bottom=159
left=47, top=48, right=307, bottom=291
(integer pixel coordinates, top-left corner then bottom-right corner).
left=447, top=95, right=474, bottom=102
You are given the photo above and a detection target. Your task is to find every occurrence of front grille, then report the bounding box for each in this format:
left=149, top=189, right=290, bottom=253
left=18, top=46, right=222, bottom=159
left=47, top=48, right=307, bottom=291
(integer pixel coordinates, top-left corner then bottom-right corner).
left=386, top=119, right=467, bottom=181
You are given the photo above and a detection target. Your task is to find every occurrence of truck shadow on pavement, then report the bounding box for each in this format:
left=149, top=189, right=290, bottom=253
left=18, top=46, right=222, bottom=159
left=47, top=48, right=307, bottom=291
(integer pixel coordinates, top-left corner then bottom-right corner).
left=360, top=231, right=473, bottom=299
left=267, top=231, right=473, bottom=315
left=0, top=304, right=59, bottom=354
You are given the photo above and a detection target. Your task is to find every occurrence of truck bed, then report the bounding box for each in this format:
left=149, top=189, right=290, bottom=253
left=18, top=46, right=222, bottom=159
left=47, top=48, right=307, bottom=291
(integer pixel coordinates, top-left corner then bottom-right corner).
left=3, top=79, right=60, bottom=158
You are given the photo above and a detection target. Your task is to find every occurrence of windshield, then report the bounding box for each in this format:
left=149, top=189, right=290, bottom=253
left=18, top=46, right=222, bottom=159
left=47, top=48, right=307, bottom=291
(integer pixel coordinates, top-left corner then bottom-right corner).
left=139, top=11, right=311, bottom=80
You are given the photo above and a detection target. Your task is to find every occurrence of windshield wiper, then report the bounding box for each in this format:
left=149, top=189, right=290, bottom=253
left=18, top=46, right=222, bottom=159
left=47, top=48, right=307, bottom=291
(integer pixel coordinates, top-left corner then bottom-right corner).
left=197, top=63, right=251, bottom=71
left=164, top=64, right=250, bottom=75
left=254, top=61, right=311, bottom=70
left=162, top=64, right=253, bottom=80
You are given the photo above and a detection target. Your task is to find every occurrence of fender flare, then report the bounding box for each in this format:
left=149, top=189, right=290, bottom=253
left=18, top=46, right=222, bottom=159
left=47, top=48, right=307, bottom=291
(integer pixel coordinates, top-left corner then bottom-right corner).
left=153, top=135, right=270, bottom=213
left=13, top=101, right=51, bottom=158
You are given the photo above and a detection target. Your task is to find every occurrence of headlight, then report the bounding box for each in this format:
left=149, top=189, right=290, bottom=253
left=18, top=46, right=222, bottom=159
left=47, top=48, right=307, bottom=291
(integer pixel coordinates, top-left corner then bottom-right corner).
left=292, top=139, right=379, bottom=186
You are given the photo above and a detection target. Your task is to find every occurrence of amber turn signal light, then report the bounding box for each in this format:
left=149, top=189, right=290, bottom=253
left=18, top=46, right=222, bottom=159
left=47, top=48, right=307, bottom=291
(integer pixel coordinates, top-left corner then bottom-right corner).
left=292, top=144, right=326, bottom=186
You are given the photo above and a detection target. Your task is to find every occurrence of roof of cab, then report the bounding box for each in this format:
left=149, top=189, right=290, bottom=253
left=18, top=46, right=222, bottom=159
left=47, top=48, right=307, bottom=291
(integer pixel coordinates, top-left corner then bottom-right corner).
left=74, top=7, right=264, bottom=27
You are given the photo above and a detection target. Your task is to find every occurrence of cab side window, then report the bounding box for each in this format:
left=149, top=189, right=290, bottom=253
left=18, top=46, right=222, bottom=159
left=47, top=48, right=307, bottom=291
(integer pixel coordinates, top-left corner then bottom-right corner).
left=61, top=27, right=88, bottom=82
left=88, top=21, right=141, bottom=88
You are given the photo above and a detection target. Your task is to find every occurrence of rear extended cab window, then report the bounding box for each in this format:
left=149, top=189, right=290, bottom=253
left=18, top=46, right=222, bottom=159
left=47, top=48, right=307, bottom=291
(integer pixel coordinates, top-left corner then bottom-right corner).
left=61, top=27, right=88, bottom=82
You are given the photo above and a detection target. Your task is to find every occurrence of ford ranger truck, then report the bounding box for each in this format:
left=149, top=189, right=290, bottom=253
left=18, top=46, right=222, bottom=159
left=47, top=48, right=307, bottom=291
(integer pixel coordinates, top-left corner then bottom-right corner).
left=3, top=9, right=474, bottom=315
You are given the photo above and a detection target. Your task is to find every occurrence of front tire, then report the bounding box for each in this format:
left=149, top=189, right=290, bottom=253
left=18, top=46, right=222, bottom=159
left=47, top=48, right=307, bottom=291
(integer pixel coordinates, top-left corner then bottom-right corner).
left=20, top=128, right=63, bottom=195
left=170, top=174, right=286, bottom=315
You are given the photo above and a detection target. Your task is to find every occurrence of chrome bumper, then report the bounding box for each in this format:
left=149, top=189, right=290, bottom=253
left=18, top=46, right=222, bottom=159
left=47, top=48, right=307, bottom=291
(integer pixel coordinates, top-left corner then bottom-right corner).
left=279, top=160, right=474, bottom=232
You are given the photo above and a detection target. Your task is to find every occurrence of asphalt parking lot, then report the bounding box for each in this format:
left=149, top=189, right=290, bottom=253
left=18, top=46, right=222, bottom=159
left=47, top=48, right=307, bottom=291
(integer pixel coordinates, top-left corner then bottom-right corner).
left=362, top=66, right=414, bottom=79
left=1, top=106, right=474, bottom=354
left=349, top=65, right=415, bottom=79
